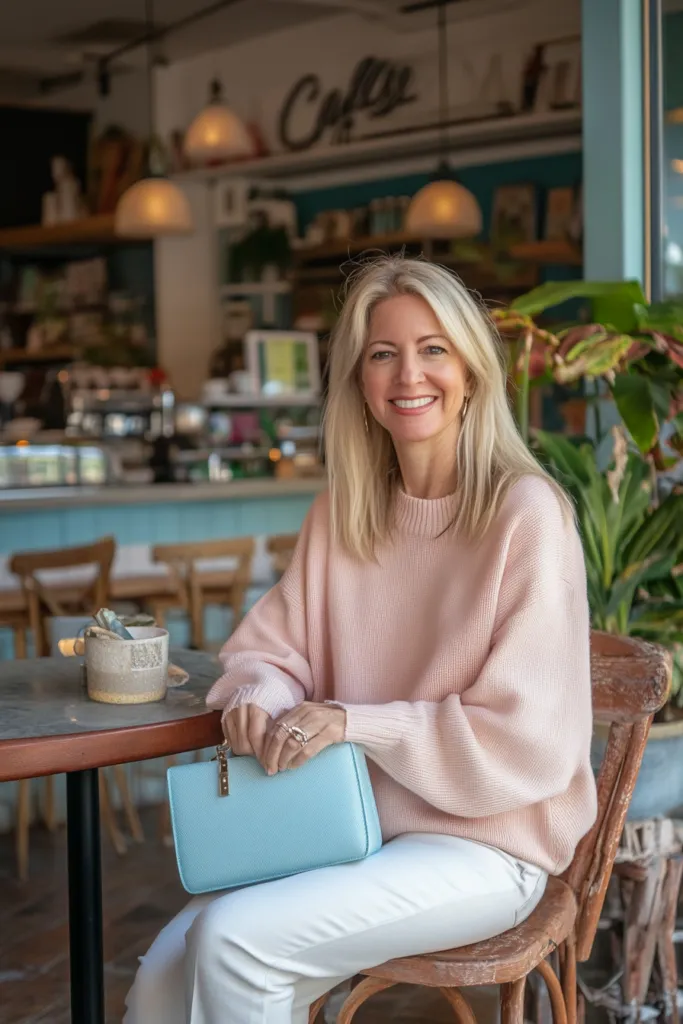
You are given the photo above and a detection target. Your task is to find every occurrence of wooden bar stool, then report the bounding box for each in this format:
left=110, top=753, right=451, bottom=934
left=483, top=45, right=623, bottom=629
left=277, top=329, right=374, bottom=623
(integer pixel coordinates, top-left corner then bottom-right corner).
left=309, top=633, right=672, bottom=1024
left=151, top=537, right=255, bottom=650
left=8, top=536, right=143, bottom=878
left=267, top=534, right=299, bottom=580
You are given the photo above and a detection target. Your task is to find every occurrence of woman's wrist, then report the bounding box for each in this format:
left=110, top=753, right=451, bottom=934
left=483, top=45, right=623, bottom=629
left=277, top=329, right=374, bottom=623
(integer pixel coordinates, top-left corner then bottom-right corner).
left=221, top=680, right=301, bottom=720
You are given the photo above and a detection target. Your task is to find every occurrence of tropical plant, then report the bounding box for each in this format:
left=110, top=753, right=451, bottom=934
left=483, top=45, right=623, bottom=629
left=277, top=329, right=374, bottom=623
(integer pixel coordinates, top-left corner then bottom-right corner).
left=534, top=427, right=683, bottom=712
left=493, top=279, right=683, bottom=463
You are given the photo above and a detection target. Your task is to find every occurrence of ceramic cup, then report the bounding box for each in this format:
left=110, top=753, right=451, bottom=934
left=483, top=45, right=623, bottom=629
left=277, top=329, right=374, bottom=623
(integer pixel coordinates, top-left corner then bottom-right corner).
left=85, top=626, right=170, bottom=705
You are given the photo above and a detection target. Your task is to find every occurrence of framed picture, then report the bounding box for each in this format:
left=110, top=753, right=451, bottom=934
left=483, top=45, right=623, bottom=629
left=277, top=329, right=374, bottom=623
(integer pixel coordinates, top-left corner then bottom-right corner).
left=245, top=330, right=321, bottom=396
left=490, top=184, right=537, bottom=246
left=545, top=186, right=575, bottom=241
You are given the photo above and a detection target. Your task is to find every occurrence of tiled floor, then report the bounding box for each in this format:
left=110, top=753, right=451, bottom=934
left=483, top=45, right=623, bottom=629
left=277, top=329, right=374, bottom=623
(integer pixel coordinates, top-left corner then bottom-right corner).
left=0, top=808, right=491, bottom=1024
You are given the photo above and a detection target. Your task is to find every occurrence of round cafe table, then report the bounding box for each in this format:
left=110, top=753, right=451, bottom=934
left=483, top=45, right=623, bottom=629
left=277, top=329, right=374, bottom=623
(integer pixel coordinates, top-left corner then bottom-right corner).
left=0, top=649, right=223, bottom=1024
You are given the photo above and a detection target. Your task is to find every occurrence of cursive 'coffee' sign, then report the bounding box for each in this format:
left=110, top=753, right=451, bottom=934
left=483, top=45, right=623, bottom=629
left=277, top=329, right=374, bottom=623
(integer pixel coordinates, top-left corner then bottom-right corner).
left=277, top=55, right=417, bottom=152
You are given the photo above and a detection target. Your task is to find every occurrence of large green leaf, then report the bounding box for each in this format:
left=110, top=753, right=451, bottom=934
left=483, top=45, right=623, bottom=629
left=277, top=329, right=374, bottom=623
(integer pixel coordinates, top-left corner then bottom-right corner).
left=610, top=374, right=659, bottom=452
left=624, top=491, right=683, bottom=564
left=605, top=554, right=677, bottom=619
left=636, top=301, right=683, bottom=339
left=555, top=335, right=635, bottom=383
left=510, top=280, right=646, bottom=328
left=532, top=430, right=592, bottom=487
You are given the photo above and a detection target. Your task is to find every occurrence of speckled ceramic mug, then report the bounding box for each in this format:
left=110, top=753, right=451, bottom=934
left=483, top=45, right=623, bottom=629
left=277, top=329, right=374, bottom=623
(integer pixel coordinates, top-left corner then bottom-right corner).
left=85, top=626, right=170, bottom=705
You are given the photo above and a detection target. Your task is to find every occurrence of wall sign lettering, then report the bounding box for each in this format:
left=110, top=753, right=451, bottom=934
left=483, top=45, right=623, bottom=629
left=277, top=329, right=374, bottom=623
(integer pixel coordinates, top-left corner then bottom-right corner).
left=277, top=55, right=417, bottom=152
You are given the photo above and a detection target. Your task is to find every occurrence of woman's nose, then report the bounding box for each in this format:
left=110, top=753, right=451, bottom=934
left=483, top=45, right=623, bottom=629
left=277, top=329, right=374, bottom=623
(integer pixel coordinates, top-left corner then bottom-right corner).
left=395, top=354, right=424, bottom=385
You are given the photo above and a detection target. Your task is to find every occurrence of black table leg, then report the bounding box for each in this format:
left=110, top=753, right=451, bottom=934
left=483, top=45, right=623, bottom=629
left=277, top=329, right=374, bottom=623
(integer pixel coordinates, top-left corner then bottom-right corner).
left=66, top=768, right=105, bottom=1024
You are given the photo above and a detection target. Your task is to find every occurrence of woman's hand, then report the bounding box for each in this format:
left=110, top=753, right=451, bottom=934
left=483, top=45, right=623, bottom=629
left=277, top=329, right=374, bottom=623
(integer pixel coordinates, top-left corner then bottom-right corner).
left=222, top=704, right=272, bottom=765
left=264, top=702, right=346, bottom=775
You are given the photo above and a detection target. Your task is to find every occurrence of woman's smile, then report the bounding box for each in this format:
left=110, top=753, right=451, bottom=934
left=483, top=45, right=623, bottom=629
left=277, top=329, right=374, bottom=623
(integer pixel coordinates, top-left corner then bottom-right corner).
left=388, top=396, right=439, bottom=415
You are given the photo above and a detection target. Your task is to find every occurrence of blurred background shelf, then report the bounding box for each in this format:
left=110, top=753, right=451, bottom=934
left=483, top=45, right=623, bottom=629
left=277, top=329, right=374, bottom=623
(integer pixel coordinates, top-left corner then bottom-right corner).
left=0, top=215, right=119, bottom=250
left=508, top=240, right=582, bottom=264
left=0, top=346, right=76, bottom=366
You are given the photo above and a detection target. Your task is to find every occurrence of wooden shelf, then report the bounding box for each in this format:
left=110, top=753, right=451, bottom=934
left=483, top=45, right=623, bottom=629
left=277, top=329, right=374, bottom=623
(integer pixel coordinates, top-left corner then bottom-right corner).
left=292, top=235, right=583, bottom=267
left=0, top=215, right=122, bottom=250
left=221, top=282, right=292, bottom=296
left=508, top=240, right=582, bottom=265
left=0, top=346, right=76, bottom=366
left=201, top=394, right=320, bottom=409
left=173, top=109, right=582, bottom=187
left=293, top=232, right=425, bottom=263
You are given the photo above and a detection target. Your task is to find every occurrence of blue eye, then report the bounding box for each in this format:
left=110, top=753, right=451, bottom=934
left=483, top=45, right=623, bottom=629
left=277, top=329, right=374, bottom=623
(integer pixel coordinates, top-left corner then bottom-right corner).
left=424, top=345, right=446, bottom=355
left=370, top=350, right=392, bottom=361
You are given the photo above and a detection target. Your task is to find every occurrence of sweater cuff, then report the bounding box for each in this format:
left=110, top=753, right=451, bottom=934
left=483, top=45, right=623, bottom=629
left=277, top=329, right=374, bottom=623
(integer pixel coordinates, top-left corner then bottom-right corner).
left=220, top=680, right=301, bottom=720
left=341, top=703, right=408, bottom=751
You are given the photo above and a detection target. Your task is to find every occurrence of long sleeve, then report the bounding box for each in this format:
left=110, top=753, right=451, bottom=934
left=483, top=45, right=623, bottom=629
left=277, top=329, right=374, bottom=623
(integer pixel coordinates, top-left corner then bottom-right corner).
left=206, top=514, right=317, bottom=721
left=341, top=501, right=592, bottom=819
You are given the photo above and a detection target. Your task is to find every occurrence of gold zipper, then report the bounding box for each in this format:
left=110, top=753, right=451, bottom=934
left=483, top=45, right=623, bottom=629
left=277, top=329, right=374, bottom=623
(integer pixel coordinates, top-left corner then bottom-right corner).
left=212, top=743, right=230, bottom=797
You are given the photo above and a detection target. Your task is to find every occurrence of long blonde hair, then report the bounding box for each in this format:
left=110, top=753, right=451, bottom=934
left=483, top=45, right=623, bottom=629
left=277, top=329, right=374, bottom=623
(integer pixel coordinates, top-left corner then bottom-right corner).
left=323, top=254, right=571, bottom=561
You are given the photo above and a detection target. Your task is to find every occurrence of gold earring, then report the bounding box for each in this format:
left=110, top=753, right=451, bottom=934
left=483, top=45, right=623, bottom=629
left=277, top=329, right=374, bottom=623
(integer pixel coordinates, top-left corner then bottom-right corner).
left=363, top=405, right=369, bottom=433
left=461, top=396, right=470, bottom=421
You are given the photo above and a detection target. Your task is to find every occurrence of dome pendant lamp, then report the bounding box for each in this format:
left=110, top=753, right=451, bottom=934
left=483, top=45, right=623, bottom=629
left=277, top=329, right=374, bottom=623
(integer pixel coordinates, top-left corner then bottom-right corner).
left=115, top=0, right=193, bottom=238
left=184, top=79, right=254, bottom=165
left=405, top=1, right=482, bottom=239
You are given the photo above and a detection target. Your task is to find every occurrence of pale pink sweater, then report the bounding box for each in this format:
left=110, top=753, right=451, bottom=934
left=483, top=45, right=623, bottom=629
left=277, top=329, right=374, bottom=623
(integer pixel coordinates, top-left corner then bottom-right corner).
left=207, top=476, right=598, bottom=874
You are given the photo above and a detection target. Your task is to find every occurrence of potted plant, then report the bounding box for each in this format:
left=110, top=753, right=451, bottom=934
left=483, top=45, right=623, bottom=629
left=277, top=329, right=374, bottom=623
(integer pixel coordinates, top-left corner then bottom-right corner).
left=495, top=280, right=683, bottom=818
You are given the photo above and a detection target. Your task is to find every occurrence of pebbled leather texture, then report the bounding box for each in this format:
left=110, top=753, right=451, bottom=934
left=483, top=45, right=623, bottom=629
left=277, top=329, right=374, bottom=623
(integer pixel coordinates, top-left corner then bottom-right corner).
left=167, top=742, right=382, bottom=894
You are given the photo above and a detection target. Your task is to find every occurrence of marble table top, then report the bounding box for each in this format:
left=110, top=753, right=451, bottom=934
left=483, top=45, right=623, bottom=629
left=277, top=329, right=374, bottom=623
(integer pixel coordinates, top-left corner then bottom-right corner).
left=0, top=649, right=224, bottom=780
left=0, top=649, right=222, bottom=742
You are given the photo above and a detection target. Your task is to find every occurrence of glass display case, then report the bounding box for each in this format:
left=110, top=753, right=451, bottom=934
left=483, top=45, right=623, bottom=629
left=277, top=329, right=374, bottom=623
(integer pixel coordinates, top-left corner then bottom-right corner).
left=0, top=443, right=109, bottom=488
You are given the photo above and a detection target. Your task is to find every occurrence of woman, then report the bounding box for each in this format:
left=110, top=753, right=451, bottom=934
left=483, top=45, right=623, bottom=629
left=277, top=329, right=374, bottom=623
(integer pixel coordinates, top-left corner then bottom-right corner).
left=126, top=255, right=597, bottom=1024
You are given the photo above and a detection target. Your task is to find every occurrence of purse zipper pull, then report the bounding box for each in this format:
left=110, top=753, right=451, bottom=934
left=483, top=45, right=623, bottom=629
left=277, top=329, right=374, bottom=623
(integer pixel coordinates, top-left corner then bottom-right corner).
left=213, top=743, right=230, bottom=797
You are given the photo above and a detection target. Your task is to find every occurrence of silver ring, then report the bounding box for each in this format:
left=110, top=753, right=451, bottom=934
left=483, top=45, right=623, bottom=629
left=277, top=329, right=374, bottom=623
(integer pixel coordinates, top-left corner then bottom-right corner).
left=281, top=722, right=309, bottom=746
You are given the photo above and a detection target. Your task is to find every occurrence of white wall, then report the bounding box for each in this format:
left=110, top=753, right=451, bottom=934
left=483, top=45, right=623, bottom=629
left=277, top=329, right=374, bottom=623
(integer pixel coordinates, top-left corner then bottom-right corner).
left=27, top=65, right=150, bottom=137
left=156, top=0, right=580, bottom=156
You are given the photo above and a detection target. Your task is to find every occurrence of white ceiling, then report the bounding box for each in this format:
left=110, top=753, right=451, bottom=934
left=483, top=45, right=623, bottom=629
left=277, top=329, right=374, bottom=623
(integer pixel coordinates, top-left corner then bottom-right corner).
left=0, top=0, right=342, bottom=94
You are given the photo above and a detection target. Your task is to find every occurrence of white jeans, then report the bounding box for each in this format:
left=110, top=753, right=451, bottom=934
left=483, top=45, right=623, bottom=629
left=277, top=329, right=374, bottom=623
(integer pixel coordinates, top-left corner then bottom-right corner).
left=124, top=833, right=547, bottom=1024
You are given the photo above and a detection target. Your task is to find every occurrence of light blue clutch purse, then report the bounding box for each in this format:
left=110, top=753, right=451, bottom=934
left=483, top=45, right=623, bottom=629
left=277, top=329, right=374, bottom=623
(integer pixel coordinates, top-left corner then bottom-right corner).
left=167, top=742, right=382, bottom=894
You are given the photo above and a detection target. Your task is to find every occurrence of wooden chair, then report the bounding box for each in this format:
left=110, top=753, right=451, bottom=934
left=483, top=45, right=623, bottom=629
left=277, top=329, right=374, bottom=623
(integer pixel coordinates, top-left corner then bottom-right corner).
left=151, top=537, right=255, bottom=650
left=10, top=537, right=115, bottom=658
left=309, top=632, right=672, bottom=1024
left=0, top=589, right=28, bottom=659
left=8, top=537, right=143, bottom=878
left=150, top=537, right=255, bottom=840
left=267, top=533, right=298, bottom=580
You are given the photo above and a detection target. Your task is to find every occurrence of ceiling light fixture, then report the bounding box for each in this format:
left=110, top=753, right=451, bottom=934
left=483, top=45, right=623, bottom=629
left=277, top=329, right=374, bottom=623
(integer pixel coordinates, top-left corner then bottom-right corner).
left=115, top=0, right=193, bottom=238
left=405, top=0, right=482, bottom=238
left=184, top=78, right=254, bottom=165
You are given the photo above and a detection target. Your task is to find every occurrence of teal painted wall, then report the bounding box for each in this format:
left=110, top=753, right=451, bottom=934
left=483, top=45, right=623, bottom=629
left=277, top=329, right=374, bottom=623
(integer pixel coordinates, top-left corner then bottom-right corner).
left=0, top=492, right=316, bottom=658
left=291, top=150, right=583, bottom=245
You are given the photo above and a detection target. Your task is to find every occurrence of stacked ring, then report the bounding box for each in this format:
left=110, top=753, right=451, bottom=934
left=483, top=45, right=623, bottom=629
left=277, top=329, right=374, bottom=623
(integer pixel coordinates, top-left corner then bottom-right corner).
left=280, top=722, right=310, bottom=746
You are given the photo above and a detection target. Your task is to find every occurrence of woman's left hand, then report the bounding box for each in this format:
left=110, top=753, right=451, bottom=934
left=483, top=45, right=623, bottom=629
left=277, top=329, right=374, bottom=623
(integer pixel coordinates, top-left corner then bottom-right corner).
left=264, top=702, right=346, bottom=775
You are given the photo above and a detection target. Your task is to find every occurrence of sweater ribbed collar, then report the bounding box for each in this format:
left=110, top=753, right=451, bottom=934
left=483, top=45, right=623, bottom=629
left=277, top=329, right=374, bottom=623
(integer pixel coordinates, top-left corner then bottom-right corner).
left=393, top=487, right=458, bottom=537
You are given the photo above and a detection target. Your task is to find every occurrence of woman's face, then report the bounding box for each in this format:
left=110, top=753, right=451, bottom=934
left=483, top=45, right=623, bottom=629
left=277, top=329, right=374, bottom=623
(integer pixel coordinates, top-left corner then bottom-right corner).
left=361, top=294, right=469, bottom=449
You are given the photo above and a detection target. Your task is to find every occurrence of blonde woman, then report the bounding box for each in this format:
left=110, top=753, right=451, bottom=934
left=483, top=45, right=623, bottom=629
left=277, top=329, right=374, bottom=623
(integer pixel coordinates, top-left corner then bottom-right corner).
left=126, top=255, right=597, bottom=1024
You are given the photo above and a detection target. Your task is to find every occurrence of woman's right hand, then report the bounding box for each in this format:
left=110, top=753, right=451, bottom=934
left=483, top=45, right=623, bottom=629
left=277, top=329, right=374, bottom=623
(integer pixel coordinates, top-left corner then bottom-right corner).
left=222, top=704, right=272, bottom=766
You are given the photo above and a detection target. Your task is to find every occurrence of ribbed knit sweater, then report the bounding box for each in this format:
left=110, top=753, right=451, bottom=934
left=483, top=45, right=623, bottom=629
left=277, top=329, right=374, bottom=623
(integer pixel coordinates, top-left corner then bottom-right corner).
left=207, top=475, right=598, bottom=874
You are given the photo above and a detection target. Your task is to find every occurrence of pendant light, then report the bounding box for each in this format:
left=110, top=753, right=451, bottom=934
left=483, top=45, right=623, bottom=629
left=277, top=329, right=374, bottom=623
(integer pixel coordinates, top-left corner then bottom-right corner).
left=405, top=1, right=482, bottom=239
left=115, top=0, right=193, bottom=238
left=184, top=79, right=254, bottom=165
